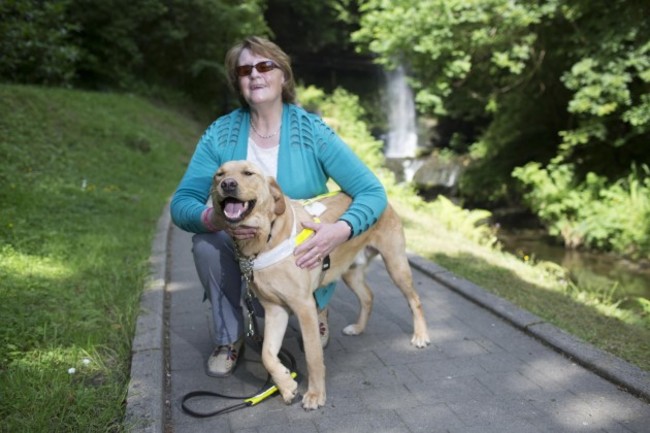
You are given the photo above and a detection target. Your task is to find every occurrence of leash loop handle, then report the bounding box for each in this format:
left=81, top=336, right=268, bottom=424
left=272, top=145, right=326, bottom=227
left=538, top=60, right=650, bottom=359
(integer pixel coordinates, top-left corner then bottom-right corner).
left=180, top=370, right=298, bottom=417
left=181, top=391, right=249, bottom=418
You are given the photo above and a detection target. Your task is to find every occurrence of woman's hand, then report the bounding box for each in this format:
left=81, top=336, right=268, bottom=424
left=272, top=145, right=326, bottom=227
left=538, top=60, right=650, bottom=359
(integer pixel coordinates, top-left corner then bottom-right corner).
left=294, top=220, right=352, bottom=269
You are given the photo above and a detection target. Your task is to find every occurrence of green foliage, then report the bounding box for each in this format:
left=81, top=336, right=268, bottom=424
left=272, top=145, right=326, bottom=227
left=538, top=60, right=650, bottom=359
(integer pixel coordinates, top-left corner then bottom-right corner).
left=354, top=0, right=560, bottom=119
left=266, top=0, right=359, bottom=53
left=0, top=84, right=201, bottom=432
left=513, top=161, right=650, bottom=258
left=459, top=89, right=561, bottom=205
left=354, top=0, right=650, bottom=256
left=125, top=0, right=269, bottom=111
left=557, top=2, right=650, bottom=164
left=65, top=0, right=168, bottom=88
left=0, top=0, right=79, bottom=85
left=297, top=85, right=386, bottom=171
left=354, top=0, right=649, bottom=156
left=0, top=0, right=269, bottom=113
left=637, top=297, right=650, bottom=317
left=426, top=195, right=498, bottom=247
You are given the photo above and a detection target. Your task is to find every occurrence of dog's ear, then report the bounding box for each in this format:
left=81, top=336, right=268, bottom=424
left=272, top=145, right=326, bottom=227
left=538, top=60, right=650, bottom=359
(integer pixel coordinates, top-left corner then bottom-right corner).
left=269, top=177, right=286, bottom=215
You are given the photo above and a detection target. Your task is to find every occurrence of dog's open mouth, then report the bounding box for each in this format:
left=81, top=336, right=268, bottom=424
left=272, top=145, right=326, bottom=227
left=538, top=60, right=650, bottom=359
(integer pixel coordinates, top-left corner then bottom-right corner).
left=220, top=197, right=256, bottom=223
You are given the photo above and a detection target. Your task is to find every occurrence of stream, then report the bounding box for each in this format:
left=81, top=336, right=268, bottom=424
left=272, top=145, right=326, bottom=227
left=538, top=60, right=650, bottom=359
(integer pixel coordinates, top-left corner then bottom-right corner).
left=496, top=226, right=650, bottom=312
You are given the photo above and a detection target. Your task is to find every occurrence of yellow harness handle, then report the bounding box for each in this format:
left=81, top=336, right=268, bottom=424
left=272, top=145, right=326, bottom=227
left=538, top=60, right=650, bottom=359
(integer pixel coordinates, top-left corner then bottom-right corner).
left=295, top=191, right=340, bottom=246
left=295, top=217, right=320, bottom=246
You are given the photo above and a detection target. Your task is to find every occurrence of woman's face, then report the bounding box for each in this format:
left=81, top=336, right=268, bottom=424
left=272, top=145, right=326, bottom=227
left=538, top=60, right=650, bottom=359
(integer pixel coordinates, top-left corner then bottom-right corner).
left=237, top=48, right=285, bottom=107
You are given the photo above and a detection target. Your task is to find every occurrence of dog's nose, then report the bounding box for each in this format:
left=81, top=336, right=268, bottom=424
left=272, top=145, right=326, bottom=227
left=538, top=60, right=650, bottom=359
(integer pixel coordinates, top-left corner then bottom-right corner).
left=221, top=178, right=238, bottom=193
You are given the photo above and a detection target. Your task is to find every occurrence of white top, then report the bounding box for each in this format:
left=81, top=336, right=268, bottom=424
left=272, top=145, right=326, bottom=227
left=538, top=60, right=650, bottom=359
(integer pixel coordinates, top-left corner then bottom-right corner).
left=247, top=137, right=279, bottom=178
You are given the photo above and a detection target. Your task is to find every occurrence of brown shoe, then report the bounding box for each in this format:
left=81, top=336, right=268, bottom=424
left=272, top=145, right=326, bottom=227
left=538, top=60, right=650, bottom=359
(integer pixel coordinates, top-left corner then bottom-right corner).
left=206, top=337, right=243, bottom=377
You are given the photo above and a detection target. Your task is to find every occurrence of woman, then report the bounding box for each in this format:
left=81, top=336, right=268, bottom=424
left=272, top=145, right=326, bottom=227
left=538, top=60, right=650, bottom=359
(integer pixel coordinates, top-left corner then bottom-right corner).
left=170, top=36, right=387, bottom=377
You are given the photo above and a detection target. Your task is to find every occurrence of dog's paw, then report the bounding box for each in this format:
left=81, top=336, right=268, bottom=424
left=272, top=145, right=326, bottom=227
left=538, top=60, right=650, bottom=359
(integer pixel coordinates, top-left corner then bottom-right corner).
left=278, top=377, right=299, bottom=404
left=301, top=390, right=325, bottom=410
left=342, top=324, right=362, bottom=336
left=411, top=333, right=431, bottom=348
left=274, top=370, right=298, bottom=404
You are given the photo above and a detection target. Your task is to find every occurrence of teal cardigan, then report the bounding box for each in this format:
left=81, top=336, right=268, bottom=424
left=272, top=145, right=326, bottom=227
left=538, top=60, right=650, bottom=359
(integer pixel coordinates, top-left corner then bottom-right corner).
left=170, top=103, right=387, bottom=236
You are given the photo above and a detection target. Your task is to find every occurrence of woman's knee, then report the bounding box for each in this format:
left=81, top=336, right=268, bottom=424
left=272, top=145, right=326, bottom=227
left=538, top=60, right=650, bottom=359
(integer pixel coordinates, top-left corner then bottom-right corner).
left=192, top=232, right=233, bottom=259
left=192, top=232, right=237, bottom=279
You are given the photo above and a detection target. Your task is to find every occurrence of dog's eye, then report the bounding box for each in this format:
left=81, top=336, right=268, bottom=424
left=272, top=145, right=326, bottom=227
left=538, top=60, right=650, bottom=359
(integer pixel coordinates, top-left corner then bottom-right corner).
left=243, top=170, right=254, bottom=176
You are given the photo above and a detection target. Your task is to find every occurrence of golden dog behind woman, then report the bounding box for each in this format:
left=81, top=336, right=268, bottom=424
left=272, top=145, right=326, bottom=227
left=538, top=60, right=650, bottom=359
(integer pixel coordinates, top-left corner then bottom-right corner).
left=209, top=160, right=430, bottom=410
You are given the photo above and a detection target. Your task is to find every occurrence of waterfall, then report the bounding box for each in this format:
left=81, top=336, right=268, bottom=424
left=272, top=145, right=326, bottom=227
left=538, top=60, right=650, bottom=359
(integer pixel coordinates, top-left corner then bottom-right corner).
left=385, top=65, right=418, bottom=159
left=402, top=159, right=424, bottom=183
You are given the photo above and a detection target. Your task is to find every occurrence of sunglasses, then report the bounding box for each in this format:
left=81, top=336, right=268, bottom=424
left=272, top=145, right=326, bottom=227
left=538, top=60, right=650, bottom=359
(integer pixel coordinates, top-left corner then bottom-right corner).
left=235, top=60, right=279, bottom=77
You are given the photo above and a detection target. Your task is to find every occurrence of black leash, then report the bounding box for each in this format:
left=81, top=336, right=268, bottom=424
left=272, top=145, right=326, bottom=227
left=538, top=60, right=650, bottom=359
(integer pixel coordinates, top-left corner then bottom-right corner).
left=180, top=290, right=300, bottom=418
left=180, top=345, right=298, bottom=417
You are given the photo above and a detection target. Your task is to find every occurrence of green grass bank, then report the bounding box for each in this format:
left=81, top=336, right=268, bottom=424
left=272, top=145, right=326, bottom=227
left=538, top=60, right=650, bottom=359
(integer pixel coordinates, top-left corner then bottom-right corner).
left=0, top=84, right=200, bottom=432
left=1, top=84, right=647, bottom=432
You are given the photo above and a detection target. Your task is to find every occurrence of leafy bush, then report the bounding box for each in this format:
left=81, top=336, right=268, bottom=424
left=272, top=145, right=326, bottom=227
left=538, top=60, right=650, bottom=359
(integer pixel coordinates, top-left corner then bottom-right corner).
left=298, top=85, right=386, bottom=171
left=0, top=0, right=269, bottom=114
left=425, top=195, right=497, bottom=247
left=72, top=0, right=268, bottom=108
left=513, top=161, right=650, bottom=258
left=0, top=0, right=79, bottom=85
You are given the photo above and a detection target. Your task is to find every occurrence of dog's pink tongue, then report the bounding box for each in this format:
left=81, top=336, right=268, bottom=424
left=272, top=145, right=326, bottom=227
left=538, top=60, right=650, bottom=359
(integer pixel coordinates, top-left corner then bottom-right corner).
left=224, top=201, right=246, bottom=219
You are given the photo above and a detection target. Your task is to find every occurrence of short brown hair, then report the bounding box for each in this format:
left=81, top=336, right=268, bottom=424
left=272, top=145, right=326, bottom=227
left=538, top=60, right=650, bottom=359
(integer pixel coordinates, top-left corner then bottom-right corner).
left=225, top=36, right=296, bottom=106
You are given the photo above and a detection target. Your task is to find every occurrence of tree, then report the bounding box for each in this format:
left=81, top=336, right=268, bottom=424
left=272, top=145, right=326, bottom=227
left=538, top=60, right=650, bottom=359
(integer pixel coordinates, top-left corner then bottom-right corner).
left=67, top=0, right=269, bottom=113
left=352, top=0, right=649, bottom=193
left=353, top=0, right=650, bottom=255
left=1, top=0, right=269, bottom=115
left=0, top=0, right=79, bottom=85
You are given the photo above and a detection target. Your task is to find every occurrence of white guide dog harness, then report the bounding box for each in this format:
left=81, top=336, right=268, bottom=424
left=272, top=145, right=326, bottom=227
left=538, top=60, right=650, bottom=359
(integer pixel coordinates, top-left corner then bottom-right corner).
left=237, top=193, right=336, bottom=282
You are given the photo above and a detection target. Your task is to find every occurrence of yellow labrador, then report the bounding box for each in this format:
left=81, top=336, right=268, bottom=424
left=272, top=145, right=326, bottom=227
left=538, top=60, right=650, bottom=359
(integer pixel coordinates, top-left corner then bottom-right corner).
left=210, top=160, right=430, bottom=410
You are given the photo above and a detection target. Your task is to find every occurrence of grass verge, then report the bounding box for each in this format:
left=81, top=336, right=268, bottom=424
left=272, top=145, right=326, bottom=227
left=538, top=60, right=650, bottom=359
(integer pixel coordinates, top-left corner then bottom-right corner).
left=0, top=84, right=199, bottom=432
